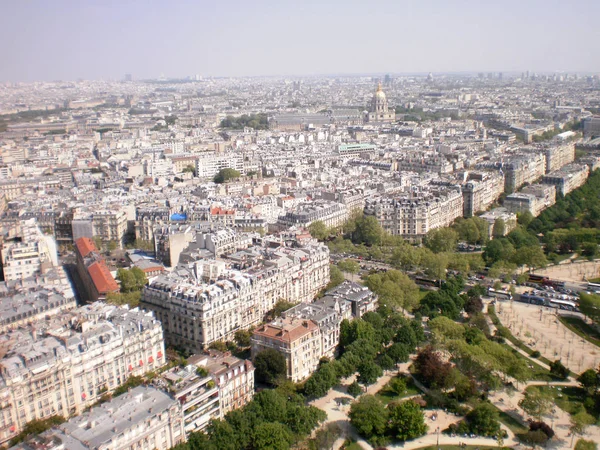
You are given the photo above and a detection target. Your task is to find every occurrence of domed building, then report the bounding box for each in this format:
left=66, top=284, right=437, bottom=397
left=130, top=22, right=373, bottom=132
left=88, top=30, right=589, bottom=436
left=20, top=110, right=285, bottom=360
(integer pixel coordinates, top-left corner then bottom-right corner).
left=366, top=83, right=396, bottom=123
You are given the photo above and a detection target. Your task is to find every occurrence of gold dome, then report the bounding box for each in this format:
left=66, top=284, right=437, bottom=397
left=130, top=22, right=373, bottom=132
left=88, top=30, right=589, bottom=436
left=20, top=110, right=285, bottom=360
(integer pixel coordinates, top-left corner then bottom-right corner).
left=374, top=82, right=386, bottom=100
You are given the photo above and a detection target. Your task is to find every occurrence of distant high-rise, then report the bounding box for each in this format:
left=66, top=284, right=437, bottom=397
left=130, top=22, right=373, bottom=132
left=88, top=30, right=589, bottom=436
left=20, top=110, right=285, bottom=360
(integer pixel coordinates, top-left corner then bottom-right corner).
left=124, top=73, right=133, bottom=82
left=498, top=72, right=503, bottom=80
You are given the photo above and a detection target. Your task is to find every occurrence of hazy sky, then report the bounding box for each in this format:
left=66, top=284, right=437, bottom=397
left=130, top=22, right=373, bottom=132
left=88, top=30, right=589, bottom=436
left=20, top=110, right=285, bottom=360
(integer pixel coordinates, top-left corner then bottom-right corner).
left=2, top=0, right=599, bottom=82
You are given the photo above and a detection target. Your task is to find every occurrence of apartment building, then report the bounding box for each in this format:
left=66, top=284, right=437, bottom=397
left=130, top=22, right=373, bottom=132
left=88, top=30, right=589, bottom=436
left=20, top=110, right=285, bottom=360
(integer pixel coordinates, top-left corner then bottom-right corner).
left=542, top=163, right=589, bottom=196
left=196, top=153, right=244, bottom=179
left=364, top=185, right=463, bottom=241
left=141, top=234, right=330, bottom=352
left=11, top=386, right=184, bottom=450
left=503, top=153, right=546, bottom=193
left=92, top=209, right=129, bottom=247
left=504, top=184, right=557, bottom=217
left=251, top=317, right=322, bottom=382
left=544, top=142, right=575, bottom=173
left=461, top=171, right=505, bottom=217
left=0, top=289, right=76, bottom=333
left=282, top=298, right=350, bottom=359
left=277, top=200, right=348, bottom=229
left=74, top=237, right=119, bottom=303
left=1, top=219, right=58, bottom=282
left=0, top=303, right=166, bottom=446
left=164, top=350, right=255, bottom=436
left=583, top=116, right=600, bottom=138
left=325, top=280, right=379, bottom=318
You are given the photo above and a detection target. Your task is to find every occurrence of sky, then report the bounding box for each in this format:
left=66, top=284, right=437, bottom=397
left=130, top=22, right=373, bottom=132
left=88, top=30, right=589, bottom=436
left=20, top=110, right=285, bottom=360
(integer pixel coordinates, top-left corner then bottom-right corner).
left=1, top=0, right=599, bottom=82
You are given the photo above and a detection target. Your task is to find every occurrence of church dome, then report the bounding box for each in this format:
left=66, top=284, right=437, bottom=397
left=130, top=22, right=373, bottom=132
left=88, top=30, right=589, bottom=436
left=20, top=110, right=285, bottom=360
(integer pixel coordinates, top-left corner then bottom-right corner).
left=374, top=83, right=386, bottom=100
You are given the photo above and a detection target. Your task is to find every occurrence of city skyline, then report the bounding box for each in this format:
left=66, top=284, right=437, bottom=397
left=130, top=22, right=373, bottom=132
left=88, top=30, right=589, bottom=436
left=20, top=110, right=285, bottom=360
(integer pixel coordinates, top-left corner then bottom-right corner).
left=2, top=0, right=599, bottom=82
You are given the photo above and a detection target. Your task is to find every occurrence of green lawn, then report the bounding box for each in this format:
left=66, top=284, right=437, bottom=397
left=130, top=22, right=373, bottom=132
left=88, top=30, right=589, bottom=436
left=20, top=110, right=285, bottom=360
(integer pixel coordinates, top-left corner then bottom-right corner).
left=498, top=344, right=555, bottom=381
left=376, top=374, right=421, bottom=405
left=342, top=443, right=364, bottom=450
left=528, top=385, right=595, bottom=418
left=559, top=316, right=600, bottom=347
left=494, top=407, right=529, bottom=435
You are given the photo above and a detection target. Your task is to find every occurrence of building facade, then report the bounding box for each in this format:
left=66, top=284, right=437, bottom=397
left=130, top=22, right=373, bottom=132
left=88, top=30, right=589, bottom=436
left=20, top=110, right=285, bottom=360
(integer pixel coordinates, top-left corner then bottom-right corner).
left=251, top=317, right=322, bottom=382
left=461, top=171, right=505, bottom=217
left=364, top=185, right=464, bottom=241
left=0, top=303, right=166, bottom=446
left=11, top=386, right=184, bottom=450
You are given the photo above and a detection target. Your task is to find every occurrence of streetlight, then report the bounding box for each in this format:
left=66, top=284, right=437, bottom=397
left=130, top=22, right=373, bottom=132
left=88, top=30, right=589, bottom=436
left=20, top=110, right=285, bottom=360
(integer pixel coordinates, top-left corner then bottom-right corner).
left=436, top=426, right=440, bottom=449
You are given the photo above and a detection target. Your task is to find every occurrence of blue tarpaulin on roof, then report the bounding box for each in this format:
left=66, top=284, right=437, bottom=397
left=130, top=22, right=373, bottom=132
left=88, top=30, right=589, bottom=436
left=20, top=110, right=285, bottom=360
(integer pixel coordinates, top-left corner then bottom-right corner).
left=170, top=213, right=187, bottom=221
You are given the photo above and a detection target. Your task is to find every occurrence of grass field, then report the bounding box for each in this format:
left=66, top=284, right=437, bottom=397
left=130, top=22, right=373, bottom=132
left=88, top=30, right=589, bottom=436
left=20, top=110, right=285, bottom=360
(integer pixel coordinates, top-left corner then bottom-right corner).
left=486, top=402, right=528, bottom=435
left=528, top=385, right=593, bottom=418
left=559, top=316, right=600, bottom=347
left=376, top=374, right=421, bottom=405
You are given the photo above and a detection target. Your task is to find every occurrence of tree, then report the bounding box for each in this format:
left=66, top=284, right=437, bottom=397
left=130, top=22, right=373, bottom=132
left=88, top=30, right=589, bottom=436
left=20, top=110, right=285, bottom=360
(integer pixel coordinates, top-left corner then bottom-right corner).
left=354, top=215, right=383, bottom=246
left=337, top=259, right=360, bottom=278
left=483, top=238, right=515, bottom=265
left=424, top=227, right=458, bottom=253
left=575, top=439, right=598, bottom=450
left=9, top=416, right=66, bottom=446
left=522, top=429, right=550, bottom=447
left=454, top=217, right=488, bottom=244
left=570, top=411, right=595, bottom=447
left=116, top=267, right=147, bottom=293
left=428, top=316, right=465, bottom=342
left=388, top=400, right=428, bottom=441
left=348, top=395, right=388, bottom=440
left=529, top=420, right=555, bottom=439
left=304, top=371, right=334, bottom=398
left=378, top=354, right=395, bottom=371
left=267, top=299, right=296, bottom=320
left=386, top=343, right=410, bottom=364
left=340, top=319, right=376, bottom=352
left=252, top=422, right=293, bottom=450
left=182, top=164, right=195, bottom=174
left=492, top=218, right=506, bottom=238
left=327, top=265, right=345, bottom=290
left=206, top=420, right=238, bottom=450
left=414, top=347, right=453, bottom=389
left=348, top=381, right=363, bottom=397
left=518, top=211, right=534, bottom=227
left=549, top=359, right=569, bottom=380
left=285, top=404, right=326, bottom=436
left=105, top=291, right=141, bottom=307
left=579, top=293, right=600, bottom=324
left=213, top=168, right=241, bottom=184
left=312, top=423, right=342, bottom=450
left=577, top=368, right=599, bottom=394
left=519, top=387, right=553, bottom=420
left=465, top=402, right=502, bottom=437
left=358, top=361, right=383, bottom=386
left=464, top=296, right=484, bottom=315
left=254, top=349, right=287, bottom=385
left=512, top=245, right=547, bottom=269
left=308, top=221, right=329, bottom=241
left=365, top=270, right=420, bottom=312
left=421, top=250, right=449, bottom=280
left=234, top=330, right=252, bottom=347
